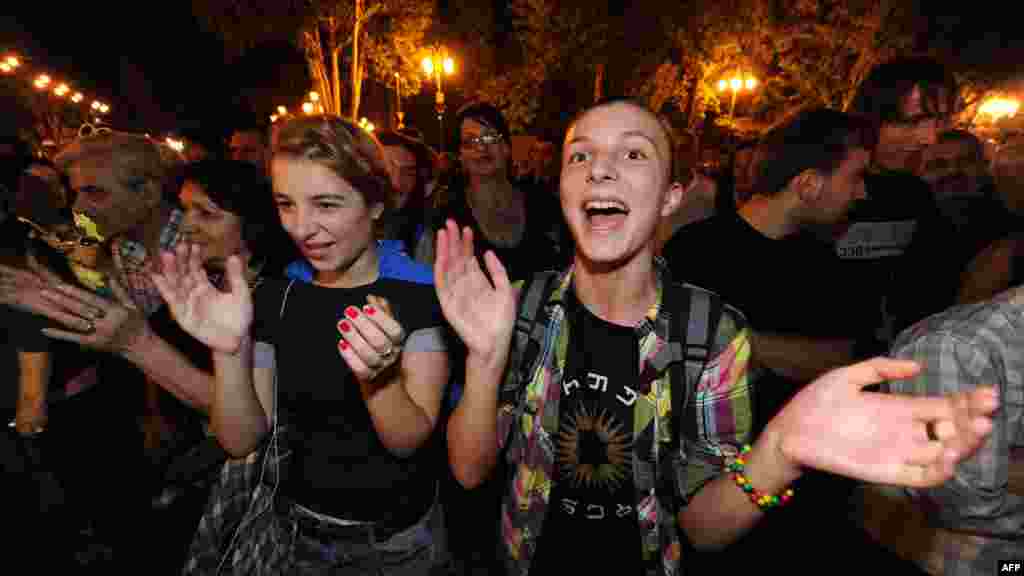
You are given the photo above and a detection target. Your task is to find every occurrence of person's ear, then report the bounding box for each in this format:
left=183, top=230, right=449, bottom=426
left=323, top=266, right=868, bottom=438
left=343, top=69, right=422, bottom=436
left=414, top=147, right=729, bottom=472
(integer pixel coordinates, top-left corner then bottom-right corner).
left=791, top=169, right=825, bottom=204
left=661, top=181, right=685, bottom=217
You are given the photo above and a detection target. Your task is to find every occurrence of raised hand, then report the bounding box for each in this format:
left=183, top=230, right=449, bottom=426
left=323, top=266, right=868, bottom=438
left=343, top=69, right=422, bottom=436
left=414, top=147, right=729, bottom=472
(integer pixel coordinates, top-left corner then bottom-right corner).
left=434, top=219, right=517, bottom=360
left=767, top=357, right=998, bottom=488
left=150, top=242, right=252, bottom=354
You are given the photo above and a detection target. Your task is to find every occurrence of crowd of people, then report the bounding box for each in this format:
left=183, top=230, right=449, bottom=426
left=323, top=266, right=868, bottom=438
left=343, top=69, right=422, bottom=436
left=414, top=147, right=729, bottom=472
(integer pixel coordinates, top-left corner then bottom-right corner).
left=1, top=54, right=1019, bottom=575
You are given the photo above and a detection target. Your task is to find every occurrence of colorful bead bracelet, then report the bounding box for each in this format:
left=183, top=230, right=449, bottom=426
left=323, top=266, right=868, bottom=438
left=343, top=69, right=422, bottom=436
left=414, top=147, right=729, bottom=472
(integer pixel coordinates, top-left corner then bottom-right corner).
left=726, top=445, right=794, bottom=510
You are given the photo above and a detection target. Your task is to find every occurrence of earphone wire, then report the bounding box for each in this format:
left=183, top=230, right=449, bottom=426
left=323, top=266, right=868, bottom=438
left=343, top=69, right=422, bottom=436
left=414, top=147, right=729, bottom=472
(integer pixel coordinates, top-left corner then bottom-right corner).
left=215, top=279, right=293, bottom=575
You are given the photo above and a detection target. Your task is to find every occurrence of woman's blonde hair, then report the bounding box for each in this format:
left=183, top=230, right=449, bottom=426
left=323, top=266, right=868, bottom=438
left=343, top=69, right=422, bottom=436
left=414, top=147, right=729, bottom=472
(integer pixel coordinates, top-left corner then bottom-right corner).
left=274, top=115, right=393, bottom=209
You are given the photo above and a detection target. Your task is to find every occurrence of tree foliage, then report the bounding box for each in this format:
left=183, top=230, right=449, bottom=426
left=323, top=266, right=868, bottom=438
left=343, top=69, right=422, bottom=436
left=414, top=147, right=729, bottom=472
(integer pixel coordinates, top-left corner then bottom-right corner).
left=194, top=0, right=434, bottom=119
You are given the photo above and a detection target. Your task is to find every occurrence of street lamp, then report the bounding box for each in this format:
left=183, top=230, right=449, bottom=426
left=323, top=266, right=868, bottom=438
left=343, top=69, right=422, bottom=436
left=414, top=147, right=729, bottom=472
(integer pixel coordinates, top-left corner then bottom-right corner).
left=717, top=72, right=758, bottom=119
left=394, top=72, right=404, bottom=130
left=422, top=45, right=456, bottom=152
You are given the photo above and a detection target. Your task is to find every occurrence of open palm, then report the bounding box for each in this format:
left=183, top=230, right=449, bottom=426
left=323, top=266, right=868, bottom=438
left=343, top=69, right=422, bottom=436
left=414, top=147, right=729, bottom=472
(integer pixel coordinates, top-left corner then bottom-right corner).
left=434, top=219, right=517, bottom=359
left=771, top=358, right=998, bottom=488
left=151, top=242, right=252, bottom=354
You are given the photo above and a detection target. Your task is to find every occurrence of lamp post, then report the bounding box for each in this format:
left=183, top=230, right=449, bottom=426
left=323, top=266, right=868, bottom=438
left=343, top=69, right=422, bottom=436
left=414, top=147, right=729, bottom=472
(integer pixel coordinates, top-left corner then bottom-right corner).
left=717, top=73, right=758, bottom=120
left=422, top=46, right=455, bottom=152
left=394, top=72, right=404, bottom=130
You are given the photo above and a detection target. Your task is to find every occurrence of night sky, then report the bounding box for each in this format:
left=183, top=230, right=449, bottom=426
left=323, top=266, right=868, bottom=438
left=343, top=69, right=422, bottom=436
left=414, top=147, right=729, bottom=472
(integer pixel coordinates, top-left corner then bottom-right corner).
left=3, top=4, right=1022, bottom=142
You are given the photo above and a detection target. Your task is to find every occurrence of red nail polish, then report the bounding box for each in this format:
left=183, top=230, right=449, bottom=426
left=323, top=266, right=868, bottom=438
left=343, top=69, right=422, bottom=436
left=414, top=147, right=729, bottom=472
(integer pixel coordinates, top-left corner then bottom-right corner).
left=338, top=340, right=349, bottom=351
left=364, top=305, right=376, bottom=316
left=339, top=321, right=351, bottom=333
left=346, top=307, right=359, bottom=319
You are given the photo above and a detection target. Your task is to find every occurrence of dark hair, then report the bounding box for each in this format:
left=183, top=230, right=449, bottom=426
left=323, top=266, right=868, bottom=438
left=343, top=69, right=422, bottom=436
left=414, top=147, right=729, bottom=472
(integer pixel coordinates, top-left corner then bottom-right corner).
left=231, top=118, right=270, bottom=145
left=755, top=107, right=878, bottom=196
left=374, top=130, right=433, bottom=250
left=177, top=159, right=295, bottom=273
left=452, top=101, right=511, bottom=152
left=849, top=57, right=958, bottom=124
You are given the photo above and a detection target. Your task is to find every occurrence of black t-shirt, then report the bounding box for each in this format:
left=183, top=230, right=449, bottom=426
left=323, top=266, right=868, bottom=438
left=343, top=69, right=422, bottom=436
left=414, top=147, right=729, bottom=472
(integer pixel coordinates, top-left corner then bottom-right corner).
left=530, top=293, right=644, bottom=575
left=251, top=276, right=445, bottom=529
left=663, top=210, right=875, bottom=430
left=834, top=170, right=960, bottom=342
left=665, top=211, right=875, bottom=339
left=437, top=179, right=569, bottom=283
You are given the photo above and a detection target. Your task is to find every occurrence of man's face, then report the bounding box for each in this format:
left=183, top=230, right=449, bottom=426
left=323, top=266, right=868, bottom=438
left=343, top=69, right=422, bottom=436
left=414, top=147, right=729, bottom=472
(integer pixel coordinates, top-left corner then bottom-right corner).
left=817, top=147, right=871, bottom=225
left=229, top=130, right=267, bottom=168
left=560, top=102, right=681, bottom=268
left=68, top=156, right=154, bottom=239
left=877, top=85, right=952, bottom=175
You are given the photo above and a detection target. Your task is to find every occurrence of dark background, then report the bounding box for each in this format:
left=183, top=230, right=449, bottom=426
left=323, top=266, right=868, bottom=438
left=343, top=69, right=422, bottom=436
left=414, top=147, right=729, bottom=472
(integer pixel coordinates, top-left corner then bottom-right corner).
left=2, top=4, right=1022, bottom=144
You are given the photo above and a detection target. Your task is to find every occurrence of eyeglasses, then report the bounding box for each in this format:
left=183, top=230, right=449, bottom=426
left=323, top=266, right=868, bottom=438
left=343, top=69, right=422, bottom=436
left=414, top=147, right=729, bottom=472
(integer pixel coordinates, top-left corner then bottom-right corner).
left=461, top=133, right=503, bottom=148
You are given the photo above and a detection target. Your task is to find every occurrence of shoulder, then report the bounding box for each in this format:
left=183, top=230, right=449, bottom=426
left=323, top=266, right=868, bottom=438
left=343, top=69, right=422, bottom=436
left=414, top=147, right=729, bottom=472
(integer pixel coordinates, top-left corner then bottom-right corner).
left=373, top=277, right=442, bottom=329
left=669, top=281, right=750, bottom=357
left=892, top=288, right=1024, bottom=363
left=379, top=245, right=434, bottom=285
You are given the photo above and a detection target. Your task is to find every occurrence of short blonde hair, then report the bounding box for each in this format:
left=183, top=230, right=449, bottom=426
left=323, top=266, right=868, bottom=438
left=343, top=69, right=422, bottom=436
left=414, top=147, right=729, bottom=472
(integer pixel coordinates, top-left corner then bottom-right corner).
left=54, top=132, right=166, bottom=193
left=274, top=115, right=393, bottom=208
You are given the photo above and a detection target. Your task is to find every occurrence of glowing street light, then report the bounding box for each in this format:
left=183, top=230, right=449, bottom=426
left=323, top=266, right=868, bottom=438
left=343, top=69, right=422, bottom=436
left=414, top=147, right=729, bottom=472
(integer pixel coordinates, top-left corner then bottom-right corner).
left=717, top=72, right=759, bottom=119
left=5, top=55, right=19, bottom=68
left=277, top=105, right=288, bottom=116
left=270, top=114, right=278, bottom=123
left=302, top=102, right=315, bottom=115
left=71, top=92, right=84, bottom=103
left=0, top=63, right=11, bottom=73
left=34, top=74, right=51, bottom=89
left=54, top=83, right=70, bottom=97
left=977, top=97, right=1020, bottom=123
left=309, top=91, right=320, bottom=103
left=421, top=45, right=457, bottom=152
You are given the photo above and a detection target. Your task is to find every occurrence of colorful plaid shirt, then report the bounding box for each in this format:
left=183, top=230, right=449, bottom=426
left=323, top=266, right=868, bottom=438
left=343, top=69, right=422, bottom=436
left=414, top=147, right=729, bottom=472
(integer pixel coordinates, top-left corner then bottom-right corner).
left=496, top=259, right=754, bottom=576
left=890, top=286, right=1024, bottom=573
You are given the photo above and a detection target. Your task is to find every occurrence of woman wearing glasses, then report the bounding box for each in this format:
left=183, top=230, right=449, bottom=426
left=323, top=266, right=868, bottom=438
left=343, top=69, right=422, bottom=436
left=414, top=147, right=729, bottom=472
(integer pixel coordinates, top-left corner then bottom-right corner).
left=415, top=102, right=569, bottom=281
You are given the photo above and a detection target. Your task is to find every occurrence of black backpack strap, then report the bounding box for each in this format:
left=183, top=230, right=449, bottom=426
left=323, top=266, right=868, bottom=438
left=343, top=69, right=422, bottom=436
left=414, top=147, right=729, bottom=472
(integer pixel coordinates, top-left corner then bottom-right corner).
left=499, top=270, right=561, bottom=440
left=658, top=282, right=722, bottom=515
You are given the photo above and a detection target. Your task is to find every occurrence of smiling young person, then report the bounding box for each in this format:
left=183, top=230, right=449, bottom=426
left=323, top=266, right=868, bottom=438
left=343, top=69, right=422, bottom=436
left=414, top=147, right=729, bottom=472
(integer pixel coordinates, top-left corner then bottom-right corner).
left=435, top=97, right=999, bottom=575
left=153, top=116, right=451, bottom=574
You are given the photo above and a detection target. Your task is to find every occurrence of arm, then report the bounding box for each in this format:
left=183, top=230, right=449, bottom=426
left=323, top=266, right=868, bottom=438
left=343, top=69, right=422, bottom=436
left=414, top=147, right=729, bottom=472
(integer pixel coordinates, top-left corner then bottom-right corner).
left=752, top=331, right=856, bottom=383
left=447, top=350, right=509, bottom=488
left=892, top=332, right=1024, bottom=538
left=121, top=326, right=216, bottom=412
left=677, top=319, right=794, bottom=549
left=366, top=348, right=449, bottom=458
left=15, top=350, right=52, bottom=435
left=209, top=336, right=270, bottom=458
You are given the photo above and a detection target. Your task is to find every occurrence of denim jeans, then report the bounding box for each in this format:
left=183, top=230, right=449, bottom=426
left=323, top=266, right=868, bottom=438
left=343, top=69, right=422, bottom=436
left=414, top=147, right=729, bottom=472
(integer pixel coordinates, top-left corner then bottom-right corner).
left=285, top=502, right=436, bottom=575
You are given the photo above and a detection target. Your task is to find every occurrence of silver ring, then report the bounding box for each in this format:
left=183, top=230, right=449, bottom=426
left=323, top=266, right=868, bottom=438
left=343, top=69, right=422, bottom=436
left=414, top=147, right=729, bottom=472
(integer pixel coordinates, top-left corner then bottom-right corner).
left=84, top=319, right=95, bottom=333
left=381, top=345, right=394, bottom=358
left=926, top=421, right=939, bottom=442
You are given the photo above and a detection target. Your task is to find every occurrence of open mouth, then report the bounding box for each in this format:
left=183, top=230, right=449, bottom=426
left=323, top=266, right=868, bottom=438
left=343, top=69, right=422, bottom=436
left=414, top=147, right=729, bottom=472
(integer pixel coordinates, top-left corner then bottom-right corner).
left=583, top=200, right=629, bottom=230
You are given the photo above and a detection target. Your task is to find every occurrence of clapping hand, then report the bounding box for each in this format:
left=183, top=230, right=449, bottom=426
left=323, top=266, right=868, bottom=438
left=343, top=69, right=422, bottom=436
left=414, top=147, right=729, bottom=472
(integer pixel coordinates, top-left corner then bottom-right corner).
left=433, top=219, right=517, bottom=363
left=151, top=242, right=252, bottom=355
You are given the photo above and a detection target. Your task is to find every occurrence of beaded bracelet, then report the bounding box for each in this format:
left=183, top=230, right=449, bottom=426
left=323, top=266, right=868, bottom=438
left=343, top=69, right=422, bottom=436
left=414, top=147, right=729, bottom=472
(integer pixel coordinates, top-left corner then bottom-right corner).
left=726, top=445, right=794, bottom=510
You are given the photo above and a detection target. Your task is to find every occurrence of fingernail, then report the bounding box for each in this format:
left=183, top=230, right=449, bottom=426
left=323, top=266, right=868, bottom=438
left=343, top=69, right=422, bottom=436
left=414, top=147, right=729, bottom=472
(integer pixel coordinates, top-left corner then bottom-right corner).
left=364, top=305, right=376, bottom=316
left=345, top=307, right=359, bottom=320
left=338, top=340, right=349, bottom=351
left=338, top=321, right=351, bottom=333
